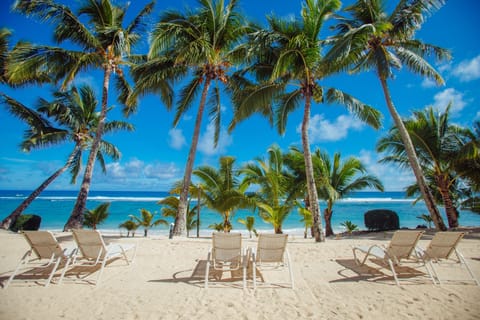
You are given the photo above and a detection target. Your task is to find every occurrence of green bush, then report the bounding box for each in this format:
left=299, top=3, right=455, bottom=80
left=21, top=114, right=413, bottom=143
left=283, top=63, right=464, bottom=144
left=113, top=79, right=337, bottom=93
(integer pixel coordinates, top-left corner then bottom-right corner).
left=11, top=214, right=41, bottom=232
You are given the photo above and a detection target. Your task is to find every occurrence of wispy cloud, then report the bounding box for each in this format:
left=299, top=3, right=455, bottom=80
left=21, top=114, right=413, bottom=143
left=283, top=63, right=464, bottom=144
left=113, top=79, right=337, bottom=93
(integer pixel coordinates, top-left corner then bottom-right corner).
left=100, top=158, right=182, bottom=189
left=451, top=55, right=480, bottom=82
left=168, top=128, right=186, bottom=150
left=197, top=123, right=233, bottom=156
left=300, top=114, right=364, bottom=143
left=357, top=150, right=414, bottom=191
left=432, top=88, right=467, bottom=114
left=421, top=78, right=437, bottom=88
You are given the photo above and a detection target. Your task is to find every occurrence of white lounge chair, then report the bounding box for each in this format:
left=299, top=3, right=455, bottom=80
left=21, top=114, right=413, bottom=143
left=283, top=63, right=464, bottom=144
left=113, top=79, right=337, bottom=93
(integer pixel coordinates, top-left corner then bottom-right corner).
left=71, top=229, right=137, bottom=286
left=417, top=232, right=479, bottom=286
left=250, top=233, right=294, bottom=289
left=4, top=231, right=76, bottom=288
left=205, top=232, right=246, bottom=289
left=352, top=230, right=424, bottom=285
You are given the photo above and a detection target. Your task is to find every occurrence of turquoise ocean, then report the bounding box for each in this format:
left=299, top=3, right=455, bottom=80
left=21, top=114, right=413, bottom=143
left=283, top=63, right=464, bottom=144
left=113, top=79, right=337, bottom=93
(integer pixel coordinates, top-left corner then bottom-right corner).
left=1, top=190, right=480, bottom=236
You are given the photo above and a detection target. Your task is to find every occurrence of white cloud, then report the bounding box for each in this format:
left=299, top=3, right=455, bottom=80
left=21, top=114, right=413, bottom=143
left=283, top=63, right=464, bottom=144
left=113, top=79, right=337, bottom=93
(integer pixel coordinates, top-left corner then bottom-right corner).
left=168, top=128, right=186, bottom=150
left=421, top=78, right=437, bottom=88
left=300, top=114, right=364, bottom=143
left=432, top=88, right=467, bottom=114
left=100, top=158, right=182, bottom=189
left=197, top=123, right=233, bottom=156
left=357, top=150, right=414, bottom=191
left=452, top=55, right=480, bottom=82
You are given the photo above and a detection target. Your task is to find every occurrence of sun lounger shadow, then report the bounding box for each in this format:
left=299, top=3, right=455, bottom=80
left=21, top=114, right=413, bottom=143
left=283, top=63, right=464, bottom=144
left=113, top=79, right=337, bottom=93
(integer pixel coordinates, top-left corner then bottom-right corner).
left=61, top=257, right=121, bottom=285
left=332, top=258, right=387, bottom=283
left=147, top=259, right=247, bottom=288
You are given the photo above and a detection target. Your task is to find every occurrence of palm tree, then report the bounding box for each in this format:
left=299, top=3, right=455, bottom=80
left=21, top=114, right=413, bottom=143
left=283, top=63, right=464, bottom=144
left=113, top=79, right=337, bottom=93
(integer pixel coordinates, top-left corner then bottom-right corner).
left=119, top=219, right=138, bottom=237
left=315, top=149, right=384, bottom=237
left=0, top=85, right=132, bottom=229
left=129, top=0, right=254, bottom=236
left=158, top=196, right=198, bottom=237
left=237, top=216, right=257, bottom=238
left=295, top=202, right=312, bottom=239
left=325, top=0, right=451, bottom=230
left=377, top=105, right=475, bottom=228
left=8, top=0, right=155, bottom=230
left=240, top=145, right=295, bottom=234
left=193, top=156, right=251, bottom=233
left=0, top=28, right=11, bottom=84
left=230, top=0, right=382, bottom=242
left=83, top=202, right=110, bottom=230
left=129, top=208, right=168, bottom=237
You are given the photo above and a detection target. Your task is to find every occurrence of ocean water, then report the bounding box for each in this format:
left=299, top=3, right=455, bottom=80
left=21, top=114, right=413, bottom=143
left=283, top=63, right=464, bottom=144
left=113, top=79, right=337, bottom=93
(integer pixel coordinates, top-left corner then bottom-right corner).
left=1, top=190, right=480, bottom=236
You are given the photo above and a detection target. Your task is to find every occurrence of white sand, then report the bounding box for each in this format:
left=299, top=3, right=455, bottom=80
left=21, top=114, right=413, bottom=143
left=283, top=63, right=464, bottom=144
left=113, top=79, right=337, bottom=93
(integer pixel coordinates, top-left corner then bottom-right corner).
left=0, top=229, right=479, bottom=320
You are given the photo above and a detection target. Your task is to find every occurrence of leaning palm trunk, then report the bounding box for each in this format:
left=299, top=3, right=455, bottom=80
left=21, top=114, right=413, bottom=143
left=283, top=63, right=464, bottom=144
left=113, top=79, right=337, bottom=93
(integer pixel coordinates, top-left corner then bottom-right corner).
left=1, top=146, right=80, bottom=230
left=302, top=89, right=325, bottom=242
left=65, top=67, right=112, bottom=231
left=437, top=175, right=459, bottom=228
left=175, top=78, right=212, bottom=236
left=380, top=79, right=447, bottom=231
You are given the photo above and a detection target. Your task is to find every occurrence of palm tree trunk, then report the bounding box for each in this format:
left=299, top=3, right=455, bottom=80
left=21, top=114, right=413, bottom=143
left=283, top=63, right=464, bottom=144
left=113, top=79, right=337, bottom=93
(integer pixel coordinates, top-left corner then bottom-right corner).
left=379, top=78, right=447, bottom=231
left=174, top=78, right=211, bottom=236
left=64, top=66, right=112, bottom=231
left=302, top=89, right=325, bottom=242
left=324, top=207, right=334, bottom=237
left=437, top=174, right=459, bottom=228
left=1, top=145, right=80, bottom=230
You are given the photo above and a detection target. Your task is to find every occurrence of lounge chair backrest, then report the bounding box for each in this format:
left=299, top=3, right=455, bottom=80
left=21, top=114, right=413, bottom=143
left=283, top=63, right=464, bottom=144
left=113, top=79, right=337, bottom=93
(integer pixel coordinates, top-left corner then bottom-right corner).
left=386, top=230, right=424, bottom=260
left=72, top=229, right=107, bottom=260
left=424, top=232, right=464, bottom=259
left=23, top=231, right=64, bottom=259
left=212, top=232, right=242, bottom=263
left=256, top=234, right=288, bottom=263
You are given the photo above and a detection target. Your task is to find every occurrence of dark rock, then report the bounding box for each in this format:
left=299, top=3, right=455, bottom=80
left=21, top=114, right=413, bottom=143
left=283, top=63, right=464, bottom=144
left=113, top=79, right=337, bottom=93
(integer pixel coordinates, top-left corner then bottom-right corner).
left=364, top=209, right=399, bottom=231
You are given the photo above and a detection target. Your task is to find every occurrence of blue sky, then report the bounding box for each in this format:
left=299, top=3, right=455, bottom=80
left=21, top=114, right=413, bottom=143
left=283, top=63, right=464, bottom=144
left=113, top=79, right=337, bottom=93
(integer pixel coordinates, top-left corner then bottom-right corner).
left=0, top=0, right=479, bottom=192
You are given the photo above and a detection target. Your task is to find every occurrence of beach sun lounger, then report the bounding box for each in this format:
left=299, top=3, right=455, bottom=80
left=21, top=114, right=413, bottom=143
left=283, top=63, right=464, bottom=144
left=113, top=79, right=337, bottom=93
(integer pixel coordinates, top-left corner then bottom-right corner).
left=352, top=230, right=424, bottom=285
left=71, top=229, right=137, bottom=286
left=4, top=231, right=76, bottom=288
left=250, top=233, right=294, bottom=289
left=417, top=231, right=479, bottom=285
left=205, top=232, right=246, bottom=289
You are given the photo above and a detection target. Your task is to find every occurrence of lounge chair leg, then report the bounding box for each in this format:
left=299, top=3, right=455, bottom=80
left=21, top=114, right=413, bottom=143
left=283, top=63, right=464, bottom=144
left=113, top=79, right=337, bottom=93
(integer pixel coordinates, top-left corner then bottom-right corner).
left=387, top=259, right=400, bottom=286
left=45, top=258, right=62, bottom=288
left=205, top=252, right=211, bottom=289
left=4, top=251, right=31, bottom=289
left=456, top=250, right=479, bottom=286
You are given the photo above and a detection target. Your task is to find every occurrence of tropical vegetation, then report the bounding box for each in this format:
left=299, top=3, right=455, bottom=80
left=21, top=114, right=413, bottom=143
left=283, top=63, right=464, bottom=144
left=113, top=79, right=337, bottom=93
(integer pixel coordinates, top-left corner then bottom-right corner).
left=7, top=0, right=155, bottom=231
left=129, top=208, right=168, bottom=237
left=83, top=202, right=110, bottom=230
left=378, top=105, right=479, bottom=228
left=229, top=0, right=382, bottom=241
left=3, top=0, right=479, bottom=239
left=325, top=0, right=451, bottom=230
left=0, top=85, right=132, bottom=229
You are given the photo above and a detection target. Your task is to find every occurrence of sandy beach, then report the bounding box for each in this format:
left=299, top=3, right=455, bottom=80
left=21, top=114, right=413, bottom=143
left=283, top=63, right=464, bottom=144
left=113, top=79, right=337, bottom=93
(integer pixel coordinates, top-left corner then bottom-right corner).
left=0, top=229, right=479, bottom=320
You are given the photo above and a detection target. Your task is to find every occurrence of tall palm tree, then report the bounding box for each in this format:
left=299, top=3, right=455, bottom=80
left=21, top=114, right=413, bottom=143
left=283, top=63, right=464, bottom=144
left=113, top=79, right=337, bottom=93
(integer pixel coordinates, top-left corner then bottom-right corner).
left=315, top=149, right=384, bottom=237
left=129, top=0, right=254, bottom=236
left=377, top=105, right=475, bottom=228
left=7, top=0, right=155, bottom=230
left=240, top=145, right=295, bottom=234
left=230, top=0, right=382, bottom=242
left=0, top=85, right=132, bottom=229
left=193, top=156, right=251, bottom=233
left=325, top=0, right=450, bottom=230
